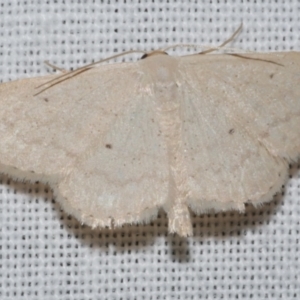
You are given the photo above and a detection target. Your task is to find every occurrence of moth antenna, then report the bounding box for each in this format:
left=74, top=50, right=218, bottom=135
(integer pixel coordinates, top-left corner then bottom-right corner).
left=161, top=23, right=243, bottom=55
left=199, top=23, right=243, bottom=54
left=44, top=61, right=68, bottom=73
left=35, top=50, right=146, bottom=95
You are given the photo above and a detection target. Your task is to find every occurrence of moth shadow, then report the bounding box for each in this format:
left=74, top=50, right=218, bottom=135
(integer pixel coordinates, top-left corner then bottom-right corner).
left=1, top=162, right=298, bottom=263
left=57, top=182, right=287, bottom=263
left=56, top=191, right=284, bottom=263
left=60, top=162, right=298, bottom=262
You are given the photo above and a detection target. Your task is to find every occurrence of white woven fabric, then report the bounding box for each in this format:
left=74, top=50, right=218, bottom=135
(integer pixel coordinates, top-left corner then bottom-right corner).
left=1, top=1, right=299, bottom=299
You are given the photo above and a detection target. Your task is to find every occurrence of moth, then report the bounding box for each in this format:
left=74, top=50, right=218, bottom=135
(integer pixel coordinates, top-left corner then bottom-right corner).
left=0, top=29, right=299, bottom=236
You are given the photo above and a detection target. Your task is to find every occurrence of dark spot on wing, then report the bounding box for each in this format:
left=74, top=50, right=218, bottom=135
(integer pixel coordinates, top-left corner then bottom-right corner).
left=105, top=144, right=113, bottom=149
left=44, top=97, right=49, bottom=102
left=269, top=73, right=274, bottom=79
left=229, top=128, right=235, bottom=134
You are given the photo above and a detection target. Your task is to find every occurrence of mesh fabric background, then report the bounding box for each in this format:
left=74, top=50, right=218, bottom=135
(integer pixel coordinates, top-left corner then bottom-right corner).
left=1, top=1, right=300, bottom=299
